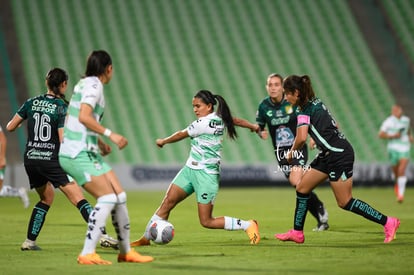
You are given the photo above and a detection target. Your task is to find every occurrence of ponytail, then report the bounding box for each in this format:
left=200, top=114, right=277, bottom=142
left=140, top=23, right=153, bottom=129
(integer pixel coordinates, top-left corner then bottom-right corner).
left=214, top=94, right=237, bottom=140
left=194, top=90, right=238, bottom=140
left=46, top=68, right=69, bottom=103
left=283, top=74, right=315, bottom=109
left=300, top=75, right=315, bottom=102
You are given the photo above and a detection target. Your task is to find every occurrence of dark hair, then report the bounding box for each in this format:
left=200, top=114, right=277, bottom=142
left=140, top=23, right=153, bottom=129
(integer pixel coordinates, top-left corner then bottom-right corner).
left=85, top=50, right=112, bottom=77
left=283, top=75, right=315, bottom=108
left=46, top=67, right=69, bottom=103
left=194, top=90, right=237, bottom=140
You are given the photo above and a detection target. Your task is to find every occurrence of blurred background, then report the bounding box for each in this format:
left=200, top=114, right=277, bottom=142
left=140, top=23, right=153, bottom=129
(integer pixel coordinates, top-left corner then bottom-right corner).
left=1, top=0, right=413, bottom=189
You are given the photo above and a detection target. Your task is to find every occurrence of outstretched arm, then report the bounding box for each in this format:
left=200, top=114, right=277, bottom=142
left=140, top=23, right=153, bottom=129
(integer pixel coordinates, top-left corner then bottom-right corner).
left=233, top=117, right=268, bottom=139
left=156, top=129, right=189, bottom=148
left=6, top=114, right=24, bottom=132
left=233, top=117, right=259, bottom=132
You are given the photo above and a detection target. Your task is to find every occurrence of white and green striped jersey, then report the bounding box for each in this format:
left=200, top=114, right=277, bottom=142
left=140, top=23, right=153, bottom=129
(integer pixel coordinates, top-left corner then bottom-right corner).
left=59, top=76, right=105, bottom=158
left=380, top=115, right=411, bottom=153
left=185, top=112, right=224, bottom=174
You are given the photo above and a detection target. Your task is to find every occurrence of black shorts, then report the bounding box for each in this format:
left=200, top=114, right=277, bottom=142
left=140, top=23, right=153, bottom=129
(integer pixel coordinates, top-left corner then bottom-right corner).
left=275, top=145, right=308, bottom=178
left=310, top=141, right=354, bottom=181
left=24, top=163, right=71, bottom=189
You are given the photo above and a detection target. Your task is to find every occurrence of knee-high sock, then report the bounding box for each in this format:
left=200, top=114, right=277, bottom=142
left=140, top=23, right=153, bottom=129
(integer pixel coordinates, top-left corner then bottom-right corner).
left=344, top=198, right=387, bottom=225
left=307, top=191, right=325, bottom=222
left=112, top=192, right=130, bottom=254
left=27, top=202, right=50, bottom=241
left=77, top=198, right=110, bottom=235
left=397, top=176, right=407, bottom=197
left=294, top=192, right=310, bottom=231
left=77, top=199, right=93, bottom=223
left=80, top=193, right=117, bottom=255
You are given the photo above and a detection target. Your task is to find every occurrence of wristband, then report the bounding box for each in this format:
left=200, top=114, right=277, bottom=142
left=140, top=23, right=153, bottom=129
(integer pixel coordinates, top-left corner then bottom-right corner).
left=103, top=128, right=112, bottom=137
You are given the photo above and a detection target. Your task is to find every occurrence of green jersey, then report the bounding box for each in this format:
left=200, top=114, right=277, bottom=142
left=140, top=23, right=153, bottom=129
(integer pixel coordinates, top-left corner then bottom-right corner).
left=297, top=97, right=347, bottom=152
left=256, top=96, right=296, bottom=149
left=16, top=94, right=67, bottom=164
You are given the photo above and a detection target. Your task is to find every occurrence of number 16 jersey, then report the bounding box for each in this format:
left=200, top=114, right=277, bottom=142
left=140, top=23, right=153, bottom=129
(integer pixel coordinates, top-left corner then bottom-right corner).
left=17, top=94, right=67, bottom=164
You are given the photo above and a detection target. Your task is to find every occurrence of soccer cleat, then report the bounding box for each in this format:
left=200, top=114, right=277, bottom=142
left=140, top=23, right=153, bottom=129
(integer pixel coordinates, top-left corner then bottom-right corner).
left=245, top=220, right=260, bottom=244
left=275, top=229, right=305, bottom=244
left=130, top=236, right=151, bottom=246
left=384, top=217, right=400, bottom=243
left=117, top=248, right=154, bottom=263
left=313, top=222, right=330, bottom=232
left=317, top=206, right=329, bottom=224
left=314, top=205, right=329, bottom=231
left=21, top=240, right=41, bottom=251
left=100, top=234, right=119, bottom=250
left=18, top=187, right=30, bottom=208
left=77, top=253, right=112, bottom=265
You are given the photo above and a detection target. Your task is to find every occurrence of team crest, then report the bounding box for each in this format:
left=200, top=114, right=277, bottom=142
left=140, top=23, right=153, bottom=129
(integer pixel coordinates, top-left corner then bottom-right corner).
left=285, top=105, right=293, bottom=114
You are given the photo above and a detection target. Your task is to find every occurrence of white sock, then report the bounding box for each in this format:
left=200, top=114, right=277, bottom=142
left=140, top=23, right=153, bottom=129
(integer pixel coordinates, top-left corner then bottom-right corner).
left=144, top=214, right=163, bottom=239
left=0, top=185, right=19, bottom=197
left=80, top=193, right=117, bottom=255
left=397, top=176, right=407, bottom=196
left=112, top=192, right=130, bottom=254
left=224, top=216, right=250, bottom=231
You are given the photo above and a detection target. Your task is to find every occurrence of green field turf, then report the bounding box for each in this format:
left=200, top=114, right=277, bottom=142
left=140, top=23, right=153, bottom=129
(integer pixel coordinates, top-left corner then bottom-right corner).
left=0, top=187, right=412, bottom=274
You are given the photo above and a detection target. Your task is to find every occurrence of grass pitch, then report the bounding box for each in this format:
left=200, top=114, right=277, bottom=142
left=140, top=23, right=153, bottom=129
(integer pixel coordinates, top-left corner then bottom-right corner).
left=0, top=187, right=413, bottom=274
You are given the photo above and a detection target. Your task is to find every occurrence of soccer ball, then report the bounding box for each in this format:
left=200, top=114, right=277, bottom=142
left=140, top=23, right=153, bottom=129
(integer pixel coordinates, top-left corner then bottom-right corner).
left=149, top=220, right=175, bottom=244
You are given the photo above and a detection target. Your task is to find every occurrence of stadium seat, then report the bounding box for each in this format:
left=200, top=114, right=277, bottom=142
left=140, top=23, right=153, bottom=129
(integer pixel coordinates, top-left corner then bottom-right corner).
left=10, top=0, right=399, bottom=164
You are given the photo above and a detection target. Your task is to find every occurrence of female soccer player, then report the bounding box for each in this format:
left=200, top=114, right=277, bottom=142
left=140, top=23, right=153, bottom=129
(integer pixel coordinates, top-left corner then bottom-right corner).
left=256, top=73, right=329, bottom=231
left=58, top=50, right=153, bottom=265
left=275, top=75, right=400, bottom=243
left=7, top=68, right=116, bottom=250
left=378, top=104, right=413, bottom=203
left=131, top=90, right=260, bottom=246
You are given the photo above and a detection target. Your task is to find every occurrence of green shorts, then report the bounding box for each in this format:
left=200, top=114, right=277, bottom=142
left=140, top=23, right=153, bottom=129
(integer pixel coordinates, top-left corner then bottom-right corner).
left=388, top=150, right=410, bottom=166
left=59, top=151, right=111, bottom=186
left=172, top=166, right=219, bottom=204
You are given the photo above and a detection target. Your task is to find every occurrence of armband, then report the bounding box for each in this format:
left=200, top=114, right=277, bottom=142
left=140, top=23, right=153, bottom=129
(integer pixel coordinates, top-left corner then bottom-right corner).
left=103, top=128, right=112, bottom=137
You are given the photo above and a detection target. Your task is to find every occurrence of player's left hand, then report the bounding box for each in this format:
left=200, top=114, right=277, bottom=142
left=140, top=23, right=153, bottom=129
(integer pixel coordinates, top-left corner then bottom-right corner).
left=99, top=142, right=112, bottom=156
left=109, top=132, right=128, bottom=150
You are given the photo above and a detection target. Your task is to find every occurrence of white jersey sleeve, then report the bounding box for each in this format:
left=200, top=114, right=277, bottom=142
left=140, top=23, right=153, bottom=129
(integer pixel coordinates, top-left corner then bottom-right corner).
left=185, top=113, right=224, bottom=174
left=59, top=77, right=105, bottom=158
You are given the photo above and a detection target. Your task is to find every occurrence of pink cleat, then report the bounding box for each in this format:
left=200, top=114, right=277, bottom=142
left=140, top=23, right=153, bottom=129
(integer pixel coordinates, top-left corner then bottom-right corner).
left=275, top=229, right=304, bottom=244
left=384, top=217, right=400, bottom=243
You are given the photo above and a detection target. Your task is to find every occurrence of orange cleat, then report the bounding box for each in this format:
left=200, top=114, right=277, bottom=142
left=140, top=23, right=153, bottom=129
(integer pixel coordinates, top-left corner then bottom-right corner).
left=77, top=253, right=112, bottom=265
left=245, top=220, right=260, bottom=245
left=130, top=236, right=151, bottom=246
left=118, top=248, right=154, bottom=263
